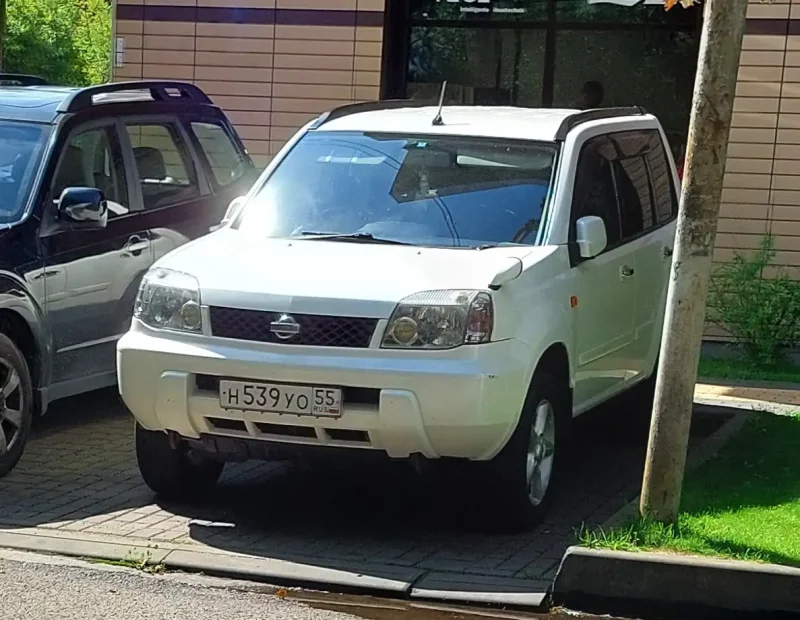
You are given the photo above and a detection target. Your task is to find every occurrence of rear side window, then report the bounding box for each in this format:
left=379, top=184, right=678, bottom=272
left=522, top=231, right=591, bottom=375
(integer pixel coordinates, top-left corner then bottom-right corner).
left=190, top=121, right=249, bottom=188
left=645, top=132, right=678, bottom=224
left=125, top=122, right=200, bottom=210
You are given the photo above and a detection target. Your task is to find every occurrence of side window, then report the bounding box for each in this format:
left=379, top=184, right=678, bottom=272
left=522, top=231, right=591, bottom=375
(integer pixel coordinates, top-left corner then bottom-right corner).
left=645, top=132, right=678, bottom=224
left=571, top=136, right=622, bottom=248
left=612, top=156, right=653, bottom=240
left=125, top=122, right=199, bottom=210
left=53, top=126, right=129, bottom=218
left=190, top=121, right=249, bottom=188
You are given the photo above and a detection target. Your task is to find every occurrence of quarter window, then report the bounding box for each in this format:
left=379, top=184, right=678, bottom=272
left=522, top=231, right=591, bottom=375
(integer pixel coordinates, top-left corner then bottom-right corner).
left=190, top=121, right=249, bottom=188
left=125, top=122, right=199, bottom=210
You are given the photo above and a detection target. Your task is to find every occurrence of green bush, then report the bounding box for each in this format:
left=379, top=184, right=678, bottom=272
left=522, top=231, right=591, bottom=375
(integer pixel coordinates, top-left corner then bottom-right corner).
left=707, top=235, right=800, bottom=366
left=4, top=0, right=112, bottom=86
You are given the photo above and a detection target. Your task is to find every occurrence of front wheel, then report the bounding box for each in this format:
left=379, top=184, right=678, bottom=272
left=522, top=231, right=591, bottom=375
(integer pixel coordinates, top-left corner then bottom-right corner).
left=475, top=371, right=570, bottom=533
left=0, top=334, right=33, bottom=479
left=135, top=423, right=224, bottom=500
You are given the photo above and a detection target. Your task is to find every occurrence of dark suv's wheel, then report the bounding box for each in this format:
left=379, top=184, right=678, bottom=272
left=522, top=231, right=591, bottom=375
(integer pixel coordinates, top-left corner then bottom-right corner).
left=477, top=370, right=570, bottom=533
left=135, top=423, right=224, bottom=499
left=0, top=334, right=33, bottom=479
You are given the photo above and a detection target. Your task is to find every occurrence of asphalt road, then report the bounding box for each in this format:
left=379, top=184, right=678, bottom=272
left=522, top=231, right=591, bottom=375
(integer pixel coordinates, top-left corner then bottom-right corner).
left=0, top=550, right=363, bottom=620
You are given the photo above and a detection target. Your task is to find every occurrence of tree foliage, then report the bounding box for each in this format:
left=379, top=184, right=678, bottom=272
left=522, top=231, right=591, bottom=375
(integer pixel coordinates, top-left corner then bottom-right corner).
left=4, top=0, right=112, bottom=86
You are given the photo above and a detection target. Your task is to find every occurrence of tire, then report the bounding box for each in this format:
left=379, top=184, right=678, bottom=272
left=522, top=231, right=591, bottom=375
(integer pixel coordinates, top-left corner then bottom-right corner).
left=475, top=370, right=570, bottom=533
left=0, top=333, right=33, bottom=479
left=135, top=423, right=224, bottom=499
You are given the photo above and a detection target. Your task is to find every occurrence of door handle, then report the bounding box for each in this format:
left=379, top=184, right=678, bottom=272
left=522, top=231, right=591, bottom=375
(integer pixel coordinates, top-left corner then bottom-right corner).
left=663, top=246, right=674, bottom=259
left=122, top=235, right=150, bottom=258
left=32, top=269, right=61, bottom=281
left=620, top=265, right=635, bottom=278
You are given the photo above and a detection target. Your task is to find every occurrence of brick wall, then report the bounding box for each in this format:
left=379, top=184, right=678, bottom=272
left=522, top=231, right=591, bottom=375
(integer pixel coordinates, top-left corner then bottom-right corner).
left=113, top=0, right=385, bottom=168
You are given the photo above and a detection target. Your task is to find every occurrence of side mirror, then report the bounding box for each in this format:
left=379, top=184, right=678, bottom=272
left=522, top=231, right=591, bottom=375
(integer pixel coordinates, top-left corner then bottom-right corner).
left=221, top=196, right=246, bottom=227
left=575, top=215, right=607, bottom=259
left=57, top=187, right=107, bottom=229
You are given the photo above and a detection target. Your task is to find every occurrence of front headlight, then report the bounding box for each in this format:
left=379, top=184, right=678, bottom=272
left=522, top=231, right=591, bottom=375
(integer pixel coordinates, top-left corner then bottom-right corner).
left=134, top=268, right=203, bottom=333
left=382, top=290, right=493, bottom=350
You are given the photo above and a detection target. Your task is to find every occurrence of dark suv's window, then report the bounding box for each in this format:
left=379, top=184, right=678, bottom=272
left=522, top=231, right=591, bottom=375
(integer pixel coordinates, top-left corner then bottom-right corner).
left=0, top=120, right=49, bottom=224
left=190, top=121, right=249, bottom=188
left=53, top=126, right=128, bottom=217
left=125, top=122, right=200, bottom=210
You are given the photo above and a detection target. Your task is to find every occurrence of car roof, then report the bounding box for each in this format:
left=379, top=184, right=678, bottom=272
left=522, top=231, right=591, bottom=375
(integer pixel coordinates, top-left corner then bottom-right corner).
left=0, top=80, right=217, bottom=124
left=0, top=86, right=79, bottom=123
left=315, top=106, right=652, bottom=143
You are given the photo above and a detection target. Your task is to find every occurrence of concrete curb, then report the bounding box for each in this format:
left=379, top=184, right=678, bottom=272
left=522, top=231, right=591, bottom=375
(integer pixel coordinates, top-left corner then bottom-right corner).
left=551, top=546, right=800, bottom=617
left=0, top=529, right=548, bottom=608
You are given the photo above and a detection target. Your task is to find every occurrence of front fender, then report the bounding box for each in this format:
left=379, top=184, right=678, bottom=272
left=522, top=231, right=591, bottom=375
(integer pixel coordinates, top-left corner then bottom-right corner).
left=0, top=272, right=51, bottom=409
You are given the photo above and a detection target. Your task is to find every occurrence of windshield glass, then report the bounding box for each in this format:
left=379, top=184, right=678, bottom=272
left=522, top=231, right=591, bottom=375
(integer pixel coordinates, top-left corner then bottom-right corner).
left=234, top=131, right=557, bottom=248
left=0, top=120, right=48, bottom=224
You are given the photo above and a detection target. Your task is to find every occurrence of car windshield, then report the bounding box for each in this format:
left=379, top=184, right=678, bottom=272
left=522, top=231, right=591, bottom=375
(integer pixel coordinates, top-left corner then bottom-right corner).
left=234, top=131, right=558, bottom=248
left=0, top=120, right=49, bottom=224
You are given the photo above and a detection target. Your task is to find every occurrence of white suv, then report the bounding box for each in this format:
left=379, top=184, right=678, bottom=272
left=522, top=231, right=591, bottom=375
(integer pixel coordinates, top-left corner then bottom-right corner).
left=117, top=103, right=678, bottom=531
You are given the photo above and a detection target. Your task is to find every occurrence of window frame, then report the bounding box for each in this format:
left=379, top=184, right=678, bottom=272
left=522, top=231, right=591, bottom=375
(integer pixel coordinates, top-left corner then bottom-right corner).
left=117, top=114, right=211, bottom=212
left=568, top=128, right=678, bottom=265
left=47, top=118, right=137, bottom=220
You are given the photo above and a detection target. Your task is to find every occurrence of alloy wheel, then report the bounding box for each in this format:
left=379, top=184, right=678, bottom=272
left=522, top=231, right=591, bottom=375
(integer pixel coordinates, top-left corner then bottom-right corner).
left=0, top=359, right=23, bottom=457
left=526, top=399, right=556, bottom=506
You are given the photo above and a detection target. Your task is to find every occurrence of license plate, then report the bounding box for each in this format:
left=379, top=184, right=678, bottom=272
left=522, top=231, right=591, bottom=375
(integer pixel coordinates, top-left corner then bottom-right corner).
left=219, top=380, right=342, bottom=417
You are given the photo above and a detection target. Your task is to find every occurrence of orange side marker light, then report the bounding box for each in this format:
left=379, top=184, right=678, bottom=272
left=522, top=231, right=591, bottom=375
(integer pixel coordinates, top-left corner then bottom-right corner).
left=570, top=296, right=579, bottom=308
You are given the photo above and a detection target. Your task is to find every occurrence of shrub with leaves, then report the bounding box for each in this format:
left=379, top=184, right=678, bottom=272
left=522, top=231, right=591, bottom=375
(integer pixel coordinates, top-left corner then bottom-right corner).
left=4, top=0, right=112, bottom=86
left=707, top=235, right=800, bottom=366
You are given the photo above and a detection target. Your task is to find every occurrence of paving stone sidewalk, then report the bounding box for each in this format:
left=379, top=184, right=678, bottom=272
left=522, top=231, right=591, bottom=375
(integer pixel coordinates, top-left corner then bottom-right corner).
left=0, top=387, right=742, bottom=603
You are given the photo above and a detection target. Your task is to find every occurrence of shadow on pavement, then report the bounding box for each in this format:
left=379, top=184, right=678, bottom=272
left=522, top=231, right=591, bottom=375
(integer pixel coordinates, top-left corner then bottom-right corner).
left=0, top=387, right=735, bottom=590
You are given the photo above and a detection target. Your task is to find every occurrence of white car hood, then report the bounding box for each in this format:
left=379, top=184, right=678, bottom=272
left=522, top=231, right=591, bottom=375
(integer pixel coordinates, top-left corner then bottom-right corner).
left=160, top=230, right=552, bottom=317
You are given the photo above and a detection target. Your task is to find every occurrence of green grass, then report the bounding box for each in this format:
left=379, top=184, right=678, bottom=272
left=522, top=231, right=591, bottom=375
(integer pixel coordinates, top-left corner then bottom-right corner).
left=697, top=356, right=800, bottom=384
left=581, top=414, right=800, bottom=567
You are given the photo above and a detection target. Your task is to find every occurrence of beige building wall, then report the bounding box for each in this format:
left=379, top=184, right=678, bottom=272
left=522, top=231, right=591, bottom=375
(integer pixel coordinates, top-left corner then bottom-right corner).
left=114, top=0, right=385, bottom=168
left=721, top=0, right=800, bottom=279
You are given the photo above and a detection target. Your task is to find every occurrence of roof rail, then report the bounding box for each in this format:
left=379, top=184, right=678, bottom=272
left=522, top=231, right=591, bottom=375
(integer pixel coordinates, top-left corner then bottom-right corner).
left=57, top=80, right=212, bottom=114
left=554, top=106, right=647, bottom=141
left=310, top=98, right=439, bottom=130
left=0, top=73, right=49, bottom=86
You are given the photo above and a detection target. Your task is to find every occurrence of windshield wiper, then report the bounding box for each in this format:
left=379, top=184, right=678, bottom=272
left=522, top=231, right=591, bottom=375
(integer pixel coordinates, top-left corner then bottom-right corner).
left=296, top=231, right=414, bottom=246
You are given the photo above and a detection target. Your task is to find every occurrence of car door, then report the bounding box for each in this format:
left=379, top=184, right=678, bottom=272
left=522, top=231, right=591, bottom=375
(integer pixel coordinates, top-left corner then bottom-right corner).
left=119, top=115, right=251, bottom=265
left=628, top=130, right=678, bottom=375
left=570, top=134, right=639, bottom=412
left=40, top=120, right=154, bottom=397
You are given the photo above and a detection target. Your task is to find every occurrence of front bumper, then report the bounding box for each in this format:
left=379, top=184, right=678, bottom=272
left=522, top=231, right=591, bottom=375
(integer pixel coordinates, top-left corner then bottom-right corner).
left=117, top=321, right=533, bottom=461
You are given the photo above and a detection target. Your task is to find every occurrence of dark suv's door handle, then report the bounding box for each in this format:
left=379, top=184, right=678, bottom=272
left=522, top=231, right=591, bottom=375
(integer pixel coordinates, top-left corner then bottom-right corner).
left=122, top=235, right=149, bottom=258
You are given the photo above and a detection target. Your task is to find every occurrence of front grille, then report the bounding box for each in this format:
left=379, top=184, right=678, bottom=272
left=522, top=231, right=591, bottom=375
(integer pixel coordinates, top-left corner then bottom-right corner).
left=209, top=307, right=378, bottom=348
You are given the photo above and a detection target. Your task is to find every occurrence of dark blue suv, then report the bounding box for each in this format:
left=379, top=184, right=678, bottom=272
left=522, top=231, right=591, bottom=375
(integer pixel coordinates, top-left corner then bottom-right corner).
left=0, top=76, right=257, bottom=477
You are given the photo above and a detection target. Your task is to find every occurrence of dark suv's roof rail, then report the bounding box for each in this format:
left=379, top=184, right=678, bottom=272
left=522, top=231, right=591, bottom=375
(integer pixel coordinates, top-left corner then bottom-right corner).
left=57, top=80, right=212, bottom=114
left=0, top=73, right=49, bottom=86
left=310, top=99, right=438, bottom=130
left=555, top=106, right=647, bottom=141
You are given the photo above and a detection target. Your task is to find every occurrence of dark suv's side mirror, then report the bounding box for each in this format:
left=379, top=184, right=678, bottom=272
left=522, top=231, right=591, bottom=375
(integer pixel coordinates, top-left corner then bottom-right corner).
left=56, top=187, right=108, bottom=229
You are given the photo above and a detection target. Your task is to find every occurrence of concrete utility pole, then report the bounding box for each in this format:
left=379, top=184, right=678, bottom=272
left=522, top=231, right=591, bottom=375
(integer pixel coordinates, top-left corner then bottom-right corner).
left=639, top=0, right=749, bottom=523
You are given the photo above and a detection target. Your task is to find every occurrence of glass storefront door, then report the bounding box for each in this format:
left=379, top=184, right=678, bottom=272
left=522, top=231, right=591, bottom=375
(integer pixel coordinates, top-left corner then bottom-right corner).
left=391, top=0, right=699, bottom=153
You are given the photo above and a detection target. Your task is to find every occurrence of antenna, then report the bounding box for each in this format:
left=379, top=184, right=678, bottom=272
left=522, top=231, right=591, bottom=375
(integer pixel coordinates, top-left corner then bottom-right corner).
left=432, top=80, right=447, bottom=126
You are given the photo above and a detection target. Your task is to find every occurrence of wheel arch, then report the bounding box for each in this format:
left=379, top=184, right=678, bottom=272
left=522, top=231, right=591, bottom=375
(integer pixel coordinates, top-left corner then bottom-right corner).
left=0, top=279, right=51, bottom=415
